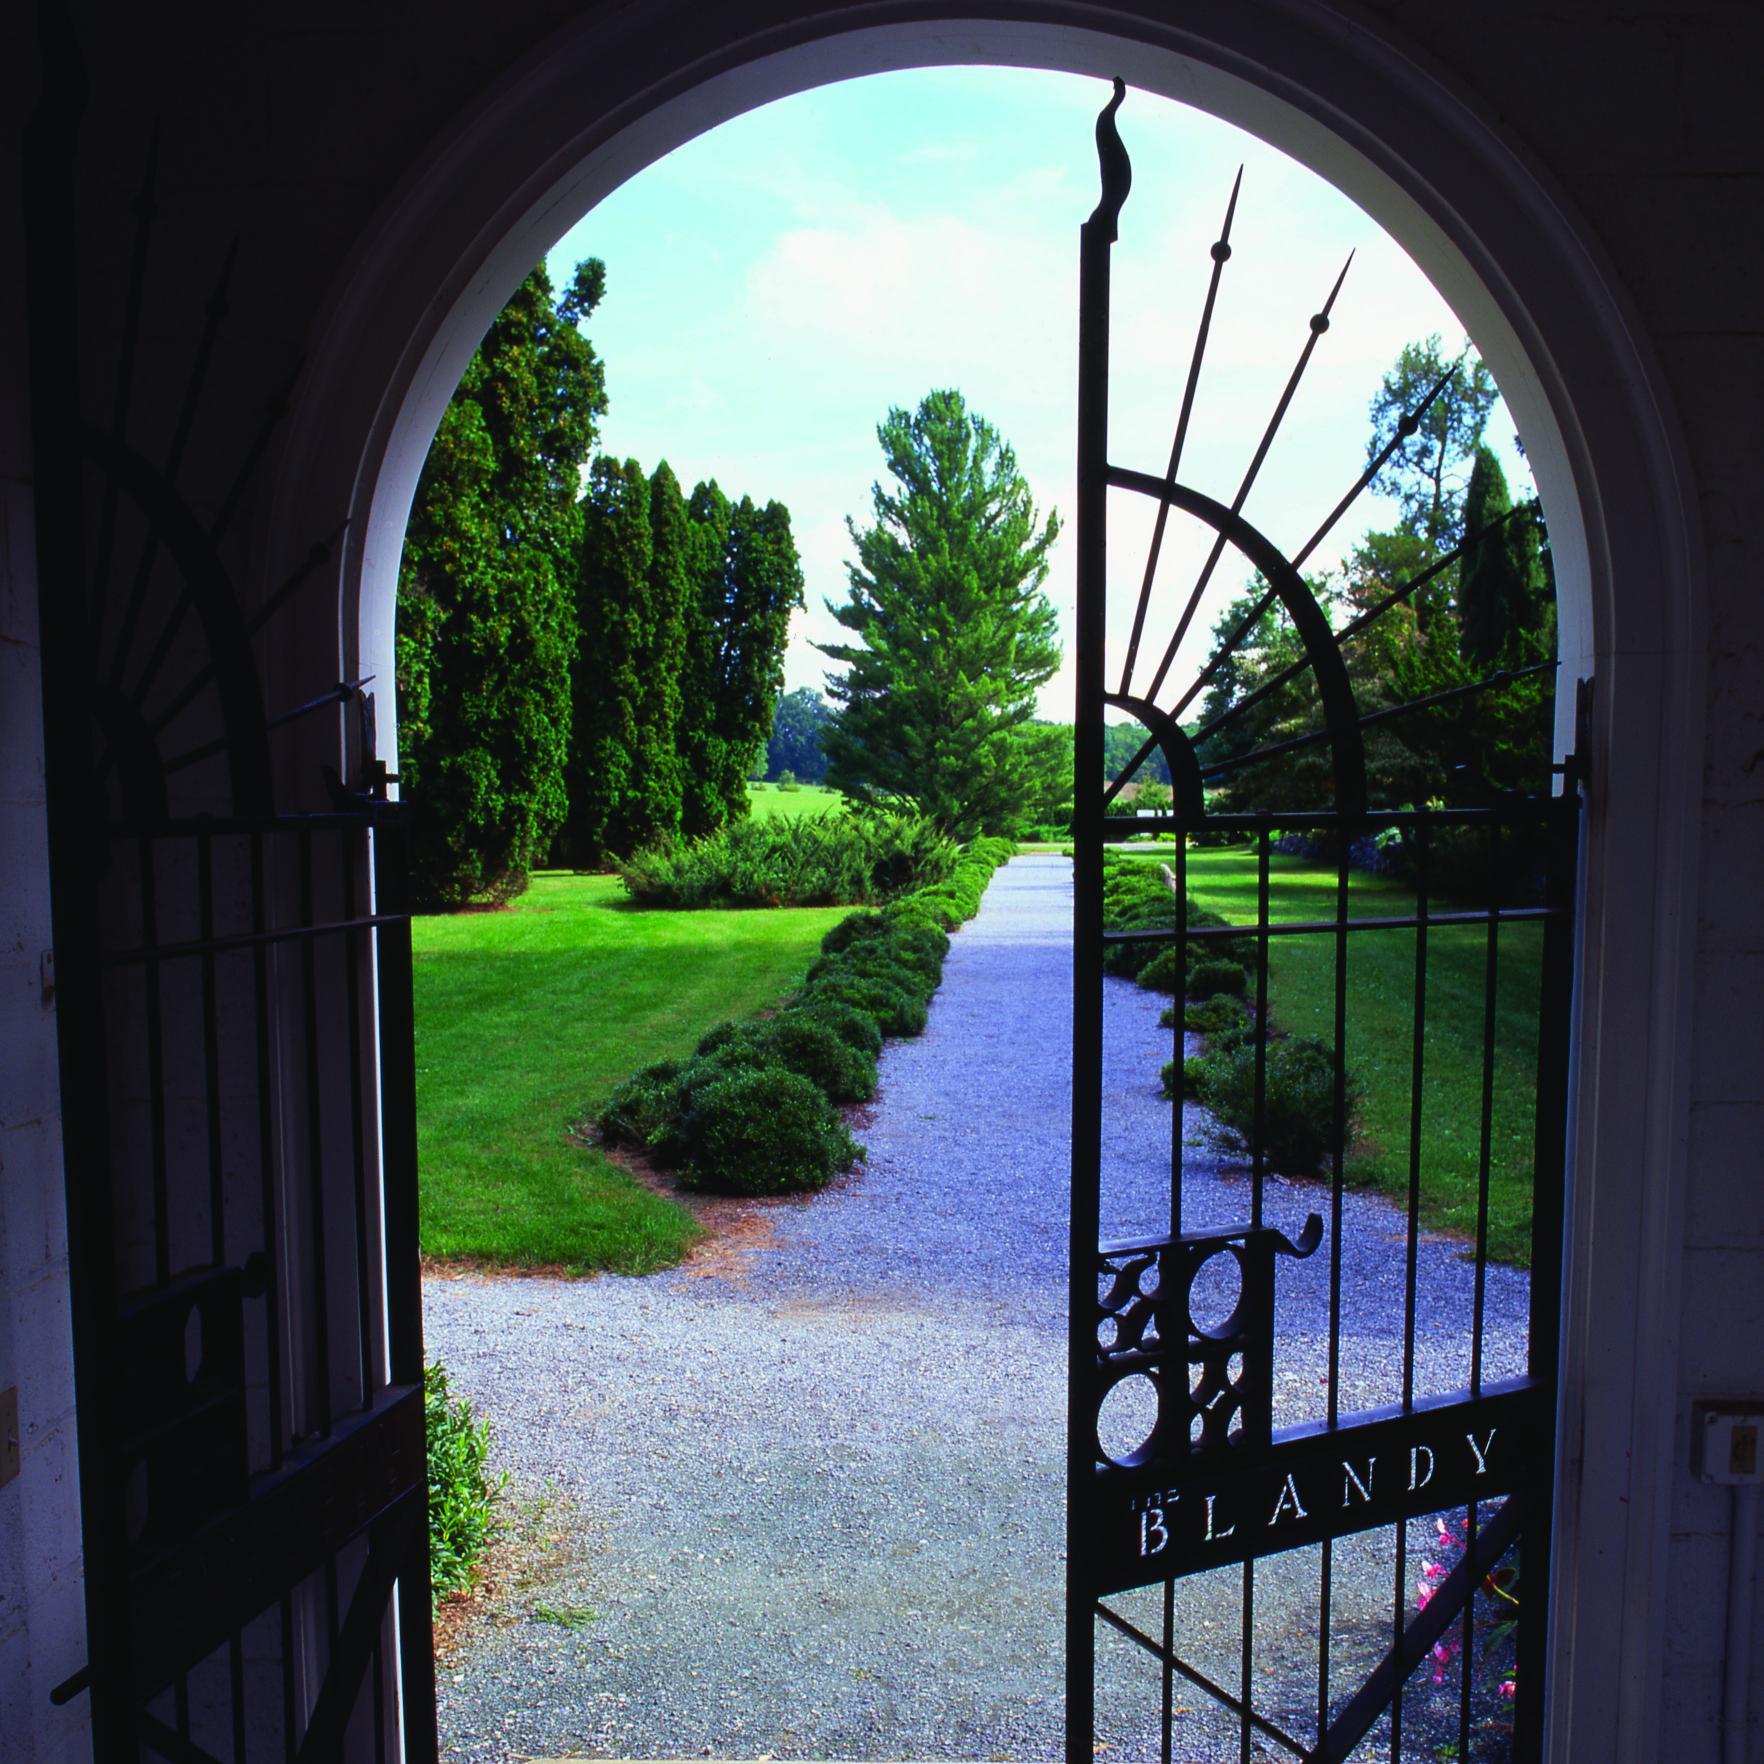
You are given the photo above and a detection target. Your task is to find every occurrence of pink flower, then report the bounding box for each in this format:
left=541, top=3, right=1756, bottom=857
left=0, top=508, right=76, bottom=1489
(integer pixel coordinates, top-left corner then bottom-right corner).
left=1500, top=1679, right=1517, bottom=1700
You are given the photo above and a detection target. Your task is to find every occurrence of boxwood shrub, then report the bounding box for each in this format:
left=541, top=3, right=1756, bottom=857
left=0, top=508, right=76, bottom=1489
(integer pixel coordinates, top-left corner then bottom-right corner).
left=1172, top=1032, right=1364, bottom=1175
left=803, top=971, right=928, bottom=1039
left=1189, top=957, right=1250, bottom=999
left=752, top=1009, right=878, bottom=1103
left=795, top=997, right=885, bottom=1058
left=676, top=1065, right=861, bottom=1195
left=600, top=1057, right=687, bottom=1147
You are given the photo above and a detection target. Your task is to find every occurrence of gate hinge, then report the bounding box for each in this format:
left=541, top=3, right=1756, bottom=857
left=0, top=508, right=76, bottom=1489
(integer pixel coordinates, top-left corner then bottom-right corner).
left=1552, top=675, right=1594, bottom=792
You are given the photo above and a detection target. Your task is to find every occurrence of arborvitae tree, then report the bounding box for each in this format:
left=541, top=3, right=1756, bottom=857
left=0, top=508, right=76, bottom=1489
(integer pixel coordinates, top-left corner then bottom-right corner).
left=674, top=482, right=802, bottom=831
left=1457, top=444, right=1547, bottom=669
left=630, top=461, right=690, bottom=841
left=559, top=456, right=653, bottom=865
left=818, top=389, right=1061, bottom=838
left=713, top=496, right=805, bottom=817
left=677, top=480, right=733, bottom=838
left=395, top=259, right=606, bottom=908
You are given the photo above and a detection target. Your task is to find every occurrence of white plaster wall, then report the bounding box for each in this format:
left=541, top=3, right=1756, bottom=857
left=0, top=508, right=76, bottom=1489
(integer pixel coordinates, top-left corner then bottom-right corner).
left=0, top=110, right=92, bottom=1764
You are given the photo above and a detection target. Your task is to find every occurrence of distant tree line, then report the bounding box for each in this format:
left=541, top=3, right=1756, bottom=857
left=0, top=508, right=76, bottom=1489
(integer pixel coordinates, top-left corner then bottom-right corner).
left=396, top=260, right=801, bottom=908
left=761, top=688, right=836, bottom=784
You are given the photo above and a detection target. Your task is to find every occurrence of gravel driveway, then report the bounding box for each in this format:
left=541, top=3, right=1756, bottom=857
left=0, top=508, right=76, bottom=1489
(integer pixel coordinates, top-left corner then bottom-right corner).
left=425, top=854, right=1529, bottom=1761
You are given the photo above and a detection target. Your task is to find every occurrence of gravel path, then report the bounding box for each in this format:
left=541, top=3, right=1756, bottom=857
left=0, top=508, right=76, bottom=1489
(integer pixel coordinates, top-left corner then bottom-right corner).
left=425, top=855, right=1529, bottom=1761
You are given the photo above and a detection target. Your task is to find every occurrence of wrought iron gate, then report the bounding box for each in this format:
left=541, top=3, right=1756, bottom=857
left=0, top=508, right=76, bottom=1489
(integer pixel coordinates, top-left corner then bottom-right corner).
left=1067, top=83, right=1579, bottom=1763
left=24, top=15, right=437, bottom=1758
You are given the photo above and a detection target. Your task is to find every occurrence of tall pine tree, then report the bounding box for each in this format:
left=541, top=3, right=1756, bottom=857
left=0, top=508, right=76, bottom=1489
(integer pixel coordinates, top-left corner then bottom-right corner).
left=395, top=259, right=606, bottom=908
left=818, top=389, right=1061, bottom=838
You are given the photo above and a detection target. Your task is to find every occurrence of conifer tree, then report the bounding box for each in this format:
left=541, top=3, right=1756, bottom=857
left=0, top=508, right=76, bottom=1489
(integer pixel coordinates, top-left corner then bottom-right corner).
left=559, top=456, right=653, bottom=864
left=675, top=484, right=803, bottom=834
left=1457, top=445, right=1546, bottom=669
left=395, top=259, right=606, bottom=908
left=714, top=495, right=805, bottom=817
left=818, top=389, right=1061, bottom=837
left=677, top=480, right=734, bottom=838
left=631, top=461, right=690, bottom=841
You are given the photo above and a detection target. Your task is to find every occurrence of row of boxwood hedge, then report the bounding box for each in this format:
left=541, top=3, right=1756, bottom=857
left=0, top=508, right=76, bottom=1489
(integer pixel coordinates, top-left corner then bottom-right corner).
left=599, top=837, right=1016, bottom=1194
left=1101, top=850, right=1364, bottom=1176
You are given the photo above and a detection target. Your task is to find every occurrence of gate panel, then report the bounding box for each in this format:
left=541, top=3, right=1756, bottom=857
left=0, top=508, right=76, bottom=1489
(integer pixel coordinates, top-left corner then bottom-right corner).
left=24, top=18, right=436, bottom=1757
left=1068, top=82, right=1579, bottom=1763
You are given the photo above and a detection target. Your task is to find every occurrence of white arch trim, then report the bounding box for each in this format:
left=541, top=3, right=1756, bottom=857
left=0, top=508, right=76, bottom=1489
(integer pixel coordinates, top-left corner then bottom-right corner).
left=268, top=7, right=1705, bottom=1760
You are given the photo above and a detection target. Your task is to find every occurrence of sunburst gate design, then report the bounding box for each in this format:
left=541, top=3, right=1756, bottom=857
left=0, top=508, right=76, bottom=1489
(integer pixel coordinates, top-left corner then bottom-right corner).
left=75, top=129, right=362, bottom=827
left=1081, top=82, right=1553, bottom=829
left=1065, top=81, right=1579, bottom=1764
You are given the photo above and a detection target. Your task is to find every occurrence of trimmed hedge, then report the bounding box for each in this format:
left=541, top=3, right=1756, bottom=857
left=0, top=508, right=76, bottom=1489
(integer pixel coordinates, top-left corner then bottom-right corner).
left=598, top=836, right=1015, bottom=1194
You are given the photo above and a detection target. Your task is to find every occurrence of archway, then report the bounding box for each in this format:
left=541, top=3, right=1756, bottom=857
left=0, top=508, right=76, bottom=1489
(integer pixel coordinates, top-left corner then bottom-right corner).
left=265, top=7, right=1703, bottom=1758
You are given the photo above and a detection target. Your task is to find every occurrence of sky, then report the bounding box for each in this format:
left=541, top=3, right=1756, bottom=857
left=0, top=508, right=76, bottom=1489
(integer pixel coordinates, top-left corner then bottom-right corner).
left=546, top=66, right=1532, bottom=724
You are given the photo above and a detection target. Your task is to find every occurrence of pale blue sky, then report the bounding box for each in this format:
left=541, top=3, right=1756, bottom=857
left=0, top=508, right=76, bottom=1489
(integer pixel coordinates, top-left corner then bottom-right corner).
left=547, top=67, right=1530, bottom=721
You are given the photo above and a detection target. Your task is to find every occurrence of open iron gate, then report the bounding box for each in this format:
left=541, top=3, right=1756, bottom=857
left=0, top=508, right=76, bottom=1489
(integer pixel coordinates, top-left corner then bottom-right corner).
left=24, top=16, right=438, bottom=1759
left=1066, top=84, right=1579, bottom=1763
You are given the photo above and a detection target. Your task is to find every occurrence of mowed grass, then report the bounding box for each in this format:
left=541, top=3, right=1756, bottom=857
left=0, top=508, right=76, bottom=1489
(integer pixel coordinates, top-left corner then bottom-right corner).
left=745, top=782, right=843, bottom=820
left=1154, top=846, right=1546, bottom=1265
left=412, top=872, right=848, bottom=1273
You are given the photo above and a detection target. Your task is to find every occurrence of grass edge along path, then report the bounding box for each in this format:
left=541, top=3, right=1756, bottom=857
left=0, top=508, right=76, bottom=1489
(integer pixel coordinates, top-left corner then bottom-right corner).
left=414, top=843, right=1014, bottom=1276
left=1120, top=843, right=1544, bottom=1266
left=413, top=874, right=848, bottom=1274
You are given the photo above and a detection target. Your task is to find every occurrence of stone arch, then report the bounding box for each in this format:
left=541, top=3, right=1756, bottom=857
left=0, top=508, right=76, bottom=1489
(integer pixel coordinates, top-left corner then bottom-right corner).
left=264, top=8, right=1704, bottom=1758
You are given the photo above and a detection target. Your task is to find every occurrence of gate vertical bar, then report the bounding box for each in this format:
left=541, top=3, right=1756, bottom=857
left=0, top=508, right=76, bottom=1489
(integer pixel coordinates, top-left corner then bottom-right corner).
left=1068, top=73, right=1128, bottom=1764
left=372, top=812, right=439, bottom=1763
left=1517, top=785, right=1580, bottom=1759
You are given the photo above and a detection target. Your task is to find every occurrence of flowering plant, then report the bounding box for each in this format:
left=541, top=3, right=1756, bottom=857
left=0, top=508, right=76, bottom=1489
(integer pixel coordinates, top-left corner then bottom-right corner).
left=1414, top=1514, right=1520, bottom=1694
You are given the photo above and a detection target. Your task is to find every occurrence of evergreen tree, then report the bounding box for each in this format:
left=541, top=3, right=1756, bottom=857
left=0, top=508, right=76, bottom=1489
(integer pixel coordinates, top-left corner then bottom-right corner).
left=395, top=259, right=606, bottom=908
left=559, top=456, right=653, bottom=865
left=632, top=461, right=690, bottom=840
left=676, top=484, right=804, bottom=831
left=714, top=496, right=804, bottom=816
left=1366, top=335, right=1498, bottom=630
left=1457, top=445, right=1546, bottom=669
left=677, top=480, right=733, bottom=837
left=818, top=389, right=1062, bottom=838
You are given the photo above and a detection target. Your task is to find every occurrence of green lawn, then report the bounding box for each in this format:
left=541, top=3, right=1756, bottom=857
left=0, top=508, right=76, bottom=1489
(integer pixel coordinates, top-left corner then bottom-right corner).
left=412, top=873, right=848, bottom=1273
left=744, top=781, right=844, bottom=820
left=1173, top=845, right=1545, bottom=1265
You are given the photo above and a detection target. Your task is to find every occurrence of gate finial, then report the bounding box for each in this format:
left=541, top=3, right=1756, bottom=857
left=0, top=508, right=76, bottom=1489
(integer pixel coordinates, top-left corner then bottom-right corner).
left=1089, top=77, right=1131, bottom=241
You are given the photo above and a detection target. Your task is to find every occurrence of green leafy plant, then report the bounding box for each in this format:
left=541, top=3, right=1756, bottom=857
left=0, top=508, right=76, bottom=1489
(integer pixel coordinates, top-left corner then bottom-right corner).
left=617, top=809, right=957, bottom=909
left=425, top=1362, right=506, bottom=1607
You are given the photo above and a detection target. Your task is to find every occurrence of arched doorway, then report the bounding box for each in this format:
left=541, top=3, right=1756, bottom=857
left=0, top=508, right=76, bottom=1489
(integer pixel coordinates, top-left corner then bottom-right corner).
left=92, top=4, right=1701, bottom=1759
